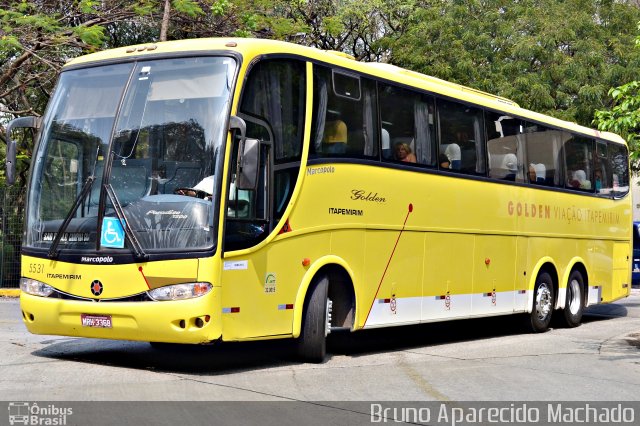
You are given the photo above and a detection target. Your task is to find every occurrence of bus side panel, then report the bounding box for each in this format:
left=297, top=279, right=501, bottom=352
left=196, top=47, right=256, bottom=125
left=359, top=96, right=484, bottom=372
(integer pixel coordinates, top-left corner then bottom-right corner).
left=514, top=236, right=530, bottom=312
left=472, top=235, right=518, bottom=315
left=586, top=239, right=612, bottom=306
left=219, top=233, right=329, bottom=340
left=422, top=233, right=473, bottom=321
left=361, top=230, right=423, bottom=328
left=609, top=242, right=631, bottom=302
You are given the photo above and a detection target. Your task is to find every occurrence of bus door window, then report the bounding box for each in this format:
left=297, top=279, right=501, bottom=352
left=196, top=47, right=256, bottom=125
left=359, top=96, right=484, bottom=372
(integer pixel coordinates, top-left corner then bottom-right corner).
left=523, top=123, right=564, bottom=186
left=437, top=99, right=486, bottom=175
left=378, top=83, right=436, bottom=166
left=226, top=58, right=306, bottom=251
left=486, top=112, right=525, bottom=182
left=563, top=136, right=595, bottom=192
left=311, top=66, right=378, bottom=159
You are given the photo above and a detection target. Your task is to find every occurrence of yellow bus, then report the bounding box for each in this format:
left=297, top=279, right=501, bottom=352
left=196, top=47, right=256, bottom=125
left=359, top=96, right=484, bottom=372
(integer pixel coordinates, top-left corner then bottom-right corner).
left=7, top=38, right=631, bottom=362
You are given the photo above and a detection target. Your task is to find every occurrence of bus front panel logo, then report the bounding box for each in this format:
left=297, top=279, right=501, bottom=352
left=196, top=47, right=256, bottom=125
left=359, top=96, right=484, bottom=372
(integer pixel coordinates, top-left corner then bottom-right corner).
left=91, top=280, right=103, bottom=296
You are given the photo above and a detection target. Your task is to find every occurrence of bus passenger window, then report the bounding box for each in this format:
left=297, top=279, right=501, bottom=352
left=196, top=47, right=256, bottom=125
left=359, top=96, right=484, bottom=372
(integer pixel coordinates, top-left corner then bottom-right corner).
left=437, top=99, right=485, bottom=175
left=486, top=112, right=524, bottom=182
left=310, top=65, right=377, bottom=158
left=595, top=141, right=612, bottom=196
left=563, top=136, right=594, bottom=192
left=378, top=83, right=436, bottom=166
left=523, top=123, right=563, bottom=187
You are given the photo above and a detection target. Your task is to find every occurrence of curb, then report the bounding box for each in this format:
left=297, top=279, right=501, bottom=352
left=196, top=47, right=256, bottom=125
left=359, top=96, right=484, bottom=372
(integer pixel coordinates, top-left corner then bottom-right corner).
left=0, top=289, right=20, bottom=297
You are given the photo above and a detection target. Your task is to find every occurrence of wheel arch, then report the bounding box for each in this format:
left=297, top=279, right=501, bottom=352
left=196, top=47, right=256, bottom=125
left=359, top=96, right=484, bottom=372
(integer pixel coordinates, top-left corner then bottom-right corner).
left=292, top=255, right=356, bottom=338
left=527, top=258, right=559, bottom=313
left=558, top=258, right=589, bottom=309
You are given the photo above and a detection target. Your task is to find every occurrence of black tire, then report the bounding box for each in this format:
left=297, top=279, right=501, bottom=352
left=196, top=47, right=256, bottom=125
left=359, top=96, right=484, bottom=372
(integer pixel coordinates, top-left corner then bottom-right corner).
left=297, top=275, right=329, bottom=363
left=527, top=271, right=555, bottom=332
left=558, top=270, right=584, bottom=328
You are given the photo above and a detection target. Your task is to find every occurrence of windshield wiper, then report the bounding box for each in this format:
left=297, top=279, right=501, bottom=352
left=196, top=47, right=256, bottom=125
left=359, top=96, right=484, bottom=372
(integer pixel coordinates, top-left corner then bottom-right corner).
left=103, top=183, right=148, bottom=261
left=48, top=176, right=96, bottom=259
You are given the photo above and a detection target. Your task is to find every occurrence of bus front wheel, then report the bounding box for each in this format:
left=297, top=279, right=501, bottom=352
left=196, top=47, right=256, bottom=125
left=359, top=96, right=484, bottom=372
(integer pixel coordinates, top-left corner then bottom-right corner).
left=558, top=270, right=584, bottom=328
left=297, top=275, right=331, bottom=363
left=528, top=271, right=555, bottom=332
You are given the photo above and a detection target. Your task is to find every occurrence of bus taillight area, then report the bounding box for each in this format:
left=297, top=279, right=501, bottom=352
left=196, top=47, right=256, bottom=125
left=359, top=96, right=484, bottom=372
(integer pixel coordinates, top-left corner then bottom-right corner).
left=19, top=287, right=222, bottom=345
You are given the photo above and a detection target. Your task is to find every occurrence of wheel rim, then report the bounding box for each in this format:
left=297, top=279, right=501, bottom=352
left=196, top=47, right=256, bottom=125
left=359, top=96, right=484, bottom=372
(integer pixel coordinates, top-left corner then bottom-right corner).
left=567, top=278, right=581, bottom=315
left=535, top=282, right=552, bottom=321
left=325, top=298, right=333, bottom=337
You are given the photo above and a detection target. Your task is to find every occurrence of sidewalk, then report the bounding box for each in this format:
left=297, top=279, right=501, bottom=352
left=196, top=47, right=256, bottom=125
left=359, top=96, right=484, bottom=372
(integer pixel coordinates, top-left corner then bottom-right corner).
left=0, top=289, right=20, bottom=297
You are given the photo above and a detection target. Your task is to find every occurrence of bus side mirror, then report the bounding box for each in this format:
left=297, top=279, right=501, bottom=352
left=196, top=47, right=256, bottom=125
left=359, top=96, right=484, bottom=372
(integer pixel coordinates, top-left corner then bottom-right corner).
left=236, top=138, right=260, bottom=190
left=6, top=116, right=39, bottom=185
left=228, top=116, right=259, bottom=190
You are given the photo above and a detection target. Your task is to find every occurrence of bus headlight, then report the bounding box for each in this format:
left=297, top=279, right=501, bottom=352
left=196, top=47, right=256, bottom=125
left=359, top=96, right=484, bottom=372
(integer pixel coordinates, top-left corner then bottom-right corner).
left=148, top=282, right=212, bottom=301
left=20, top=278, right=54, bottom=297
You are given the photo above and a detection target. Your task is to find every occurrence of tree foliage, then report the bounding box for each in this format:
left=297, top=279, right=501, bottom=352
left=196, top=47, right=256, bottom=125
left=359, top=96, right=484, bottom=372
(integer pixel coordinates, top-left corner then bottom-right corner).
left=0, top=0, right=259, bottom=184
left=382, top=0, right=640, bottom=128
left=594, top=26, right=640, bottom=172
left=2, top=0, right=640, bottom=185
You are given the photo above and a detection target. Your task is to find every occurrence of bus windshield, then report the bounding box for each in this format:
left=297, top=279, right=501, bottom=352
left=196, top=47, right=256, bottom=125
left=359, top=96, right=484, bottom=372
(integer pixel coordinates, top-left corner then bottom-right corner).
left=25, top=56, right=236, bottom=254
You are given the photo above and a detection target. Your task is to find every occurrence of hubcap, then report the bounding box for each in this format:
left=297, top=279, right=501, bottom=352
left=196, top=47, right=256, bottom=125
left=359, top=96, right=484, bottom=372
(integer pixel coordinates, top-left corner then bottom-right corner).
left=567, top=279, right=581, bottom=315
left=535, top=283, right=552, bottom=321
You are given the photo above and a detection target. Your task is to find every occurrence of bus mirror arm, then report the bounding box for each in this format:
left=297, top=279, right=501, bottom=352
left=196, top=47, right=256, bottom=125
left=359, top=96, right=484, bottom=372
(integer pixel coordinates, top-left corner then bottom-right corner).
left=6, top=116, right=40, bottom=185
left=228, top=115, right=246, bottom=140
left=229, top=115, right=259, bottom=191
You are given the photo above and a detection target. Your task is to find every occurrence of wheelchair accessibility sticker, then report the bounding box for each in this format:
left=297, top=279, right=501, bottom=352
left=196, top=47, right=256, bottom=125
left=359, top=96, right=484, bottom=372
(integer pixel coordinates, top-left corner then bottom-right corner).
left=101, top=217, right=126, bottom=248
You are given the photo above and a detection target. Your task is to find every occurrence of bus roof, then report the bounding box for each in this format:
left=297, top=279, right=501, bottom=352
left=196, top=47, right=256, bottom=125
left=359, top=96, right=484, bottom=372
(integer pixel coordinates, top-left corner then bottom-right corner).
left=65, top=37, right=626, bottom=146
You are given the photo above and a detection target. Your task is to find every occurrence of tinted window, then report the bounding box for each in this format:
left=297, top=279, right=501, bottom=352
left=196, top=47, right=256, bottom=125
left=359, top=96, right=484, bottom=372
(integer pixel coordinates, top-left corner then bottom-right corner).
left=379, top=83, right=436, bottom=166
left=486, top=112, right=524, bottom=182
left=564, top=136, right=594, bottom=192
left=523, top=123, right=564, bottom=187
left=610, top=143, right=630, bottom=198
left=240, top=59, right=306, bottom=163
left=311, top=65, right=378, bottom=158
left=437, top=99, right=486, bottom=175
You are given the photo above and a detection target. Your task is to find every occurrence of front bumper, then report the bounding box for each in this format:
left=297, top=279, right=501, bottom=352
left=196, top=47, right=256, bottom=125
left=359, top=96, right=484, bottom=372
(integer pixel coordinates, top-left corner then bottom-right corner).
left=20, top=290, right=222, bottom=344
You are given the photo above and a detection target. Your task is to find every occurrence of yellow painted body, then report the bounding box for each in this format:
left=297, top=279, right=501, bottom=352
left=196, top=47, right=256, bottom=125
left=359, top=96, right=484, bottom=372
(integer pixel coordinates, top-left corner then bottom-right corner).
left=20, top=38, right=631, bottom=344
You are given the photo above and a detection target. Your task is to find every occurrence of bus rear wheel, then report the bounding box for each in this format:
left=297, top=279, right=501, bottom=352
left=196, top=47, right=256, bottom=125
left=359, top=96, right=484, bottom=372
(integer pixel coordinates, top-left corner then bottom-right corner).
left=297, top=275, right=331, bottom=363
left=528, top=271, right=555, bottom=332
left=558, top=270, right=584, bottom=328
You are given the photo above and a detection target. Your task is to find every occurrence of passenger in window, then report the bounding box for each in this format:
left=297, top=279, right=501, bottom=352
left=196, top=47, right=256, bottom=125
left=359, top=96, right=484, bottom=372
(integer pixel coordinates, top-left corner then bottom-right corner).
left=444, top=143, right=461, bottom=169
left=381, top=128, right=391, bottom=159
left=594, top=169, right=603, bottom=191
left=323, top=119, right=348, bottom=154
left=394, top=142, right=416, bottom=163
left=528, top=163, right=546, bottom=184
left=502, top=153, right=518, bottom=181
left=439, top=154, right=450, bottom=169
left=569, top=170, right=591, bottom=190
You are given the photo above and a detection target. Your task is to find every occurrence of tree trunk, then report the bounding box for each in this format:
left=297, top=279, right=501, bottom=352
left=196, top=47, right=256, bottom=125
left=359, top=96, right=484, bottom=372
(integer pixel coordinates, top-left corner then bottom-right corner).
left=160, top=0, right=171, bottom=42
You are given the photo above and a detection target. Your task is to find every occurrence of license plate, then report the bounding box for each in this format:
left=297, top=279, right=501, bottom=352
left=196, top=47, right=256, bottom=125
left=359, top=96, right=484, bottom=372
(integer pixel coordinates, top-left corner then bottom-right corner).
left=81, top=314, right=112, bottom=328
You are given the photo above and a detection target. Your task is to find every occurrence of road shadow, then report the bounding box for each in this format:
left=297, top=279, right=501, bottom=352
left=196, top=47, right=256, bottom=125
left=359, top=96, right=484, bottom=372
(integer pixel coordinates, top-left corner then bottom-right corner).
left=31, top=309, right=623, bottom=375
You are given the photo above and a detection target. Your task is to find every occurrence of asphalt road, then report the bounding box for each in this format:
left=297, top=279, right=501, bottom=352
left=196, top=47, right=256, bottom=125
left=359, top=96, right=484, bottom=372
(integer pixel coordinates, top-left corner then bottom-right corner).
left=1, top=290, right=639, bottom=403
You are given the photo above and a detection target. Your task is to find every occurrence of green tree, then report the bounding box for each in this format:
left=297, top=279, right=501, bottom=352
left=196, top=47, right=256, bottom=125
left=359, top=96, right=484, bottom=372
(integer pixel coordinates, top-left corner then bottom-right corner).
left=382, top=0, right=640, bottom=127
left=594, top=25, right=640, bottom=171
left=0, top=0, right=260, bottom=185
left=257, top=0, right=414, bottom=61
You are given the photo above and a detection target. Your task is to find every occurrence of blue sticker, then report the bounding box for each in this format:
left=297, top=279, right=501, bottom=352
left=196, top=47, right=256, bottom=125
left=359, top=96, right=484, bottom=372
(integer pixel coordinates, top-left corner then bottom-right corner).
left=101, top=217, right=125, bottom=248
